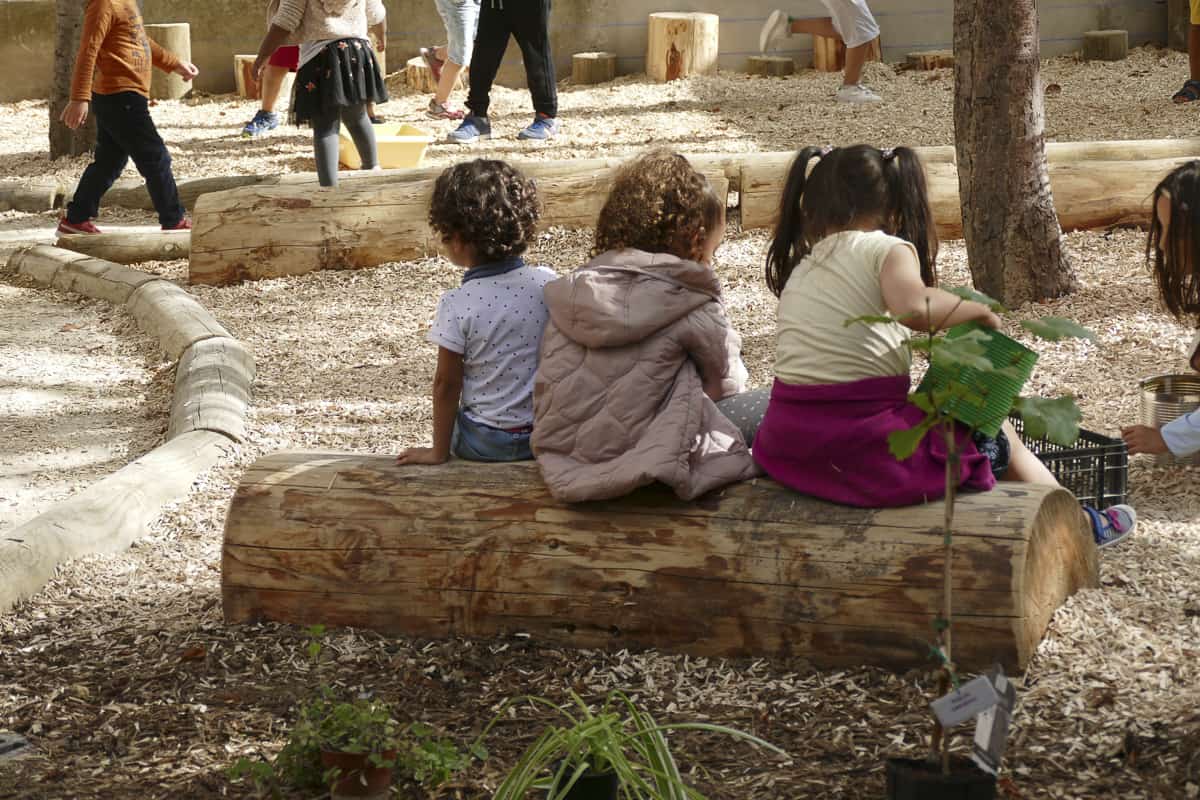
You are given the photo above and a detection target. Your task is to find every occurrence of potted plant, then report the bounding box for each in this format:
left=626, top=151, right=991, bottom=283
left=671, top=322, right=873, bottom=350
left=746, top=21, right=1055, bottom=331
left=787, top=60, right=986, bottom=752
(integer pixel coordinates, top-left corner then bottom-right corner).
left=485, top=689, right=787, bottom=800
left=852, top=288, right=1094, bottom=798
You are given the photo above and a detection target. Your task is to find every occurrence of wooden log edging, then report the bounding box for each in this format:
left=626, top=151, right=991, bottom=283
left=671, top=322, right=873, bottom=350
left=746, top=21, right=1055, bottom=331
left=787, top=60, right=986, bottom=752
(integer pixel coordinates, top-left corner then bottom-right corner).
left=0, top=245, right=255, bottom=612
left=222, top=455, right=1099, bottom=672
left=56, top=230, right=191, bottom=264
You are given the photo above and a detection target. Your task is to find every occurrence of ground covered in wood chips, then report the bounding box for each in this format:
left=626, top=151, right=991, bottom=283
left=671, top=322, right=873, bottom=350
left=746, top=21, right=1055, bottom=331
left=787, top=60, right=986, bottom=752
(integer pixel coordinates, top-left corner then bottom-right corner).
left=3, top=46, right=1200, bottom=799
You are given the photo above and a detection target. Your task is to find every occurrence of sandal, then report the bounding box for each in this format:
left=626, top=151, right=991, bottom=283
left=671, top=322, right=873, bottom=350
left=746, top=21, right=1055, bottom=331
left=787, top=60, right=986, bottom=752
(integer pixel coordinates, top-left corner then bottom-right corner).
left=1083, top=504, right=1137, bottom=548
left=1172, top=79, right=1200, bottom=104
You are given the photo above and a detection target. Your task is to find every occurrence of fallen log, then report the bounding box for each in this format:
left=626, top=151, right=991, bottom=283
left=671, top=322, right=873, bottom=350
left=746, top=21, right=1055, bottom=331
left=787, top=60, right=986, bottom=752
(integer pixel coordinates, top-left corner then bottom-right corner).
left=0, top=178, right=62, bottom=212
left=56, top=230, right=190, bottom=263
left=221, top=454, right=1098, bottom=672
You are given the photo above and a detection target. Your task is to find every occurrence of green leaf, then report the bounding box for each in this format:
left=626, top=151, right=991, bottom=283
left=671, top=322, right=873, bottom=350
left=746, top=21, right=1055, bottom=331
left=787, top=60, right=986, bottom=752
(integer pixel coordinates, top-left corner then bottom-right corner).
left=1012, top=395, right=1082, bottom=446
left=1020, top=316, right=1096, bottom=342
left=944, top=285, right=1005, bottom=312
left=930, top=330, right=993, bottom=372
left=843, top=313, right=899, bottom=328
left=888, top=417, right=937, bottom=460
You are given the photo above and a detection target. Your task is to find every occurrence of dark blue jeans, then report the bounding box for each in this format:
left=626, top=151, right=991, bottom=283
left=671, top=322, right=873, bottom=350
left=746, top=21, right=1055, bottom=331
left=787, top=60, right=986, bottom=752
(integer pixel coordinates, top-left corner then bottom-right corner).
left=66, top=92, right=185, bottom=227
left=451, top=409, right=533, bottom=462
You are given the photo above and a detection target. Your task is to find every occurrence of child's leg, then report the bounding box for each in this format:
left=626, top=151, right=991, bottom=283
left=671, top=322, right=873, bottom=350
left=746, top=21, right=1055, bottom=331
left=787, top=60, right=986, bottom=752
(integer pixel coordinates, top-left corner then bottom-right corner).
left=259, top=64, right=289, bottom=114
left=789, top=17, right=840, bottom=39
left=340, top=103, right=379, bottom=170
left=114, top=92, right=186, bottom=227
left=311, top=105, right=342, bottom=187
left=997, top=420, right=1058, bottom=486
left=509, top=0, right=557, bottom=118
left=433, top=0, right=478, bottom=106
left=465, top=0, right=512, bottom=118
left=824, top=0, right=880, bottom=87
left=65, top=102, right=129, bottom=224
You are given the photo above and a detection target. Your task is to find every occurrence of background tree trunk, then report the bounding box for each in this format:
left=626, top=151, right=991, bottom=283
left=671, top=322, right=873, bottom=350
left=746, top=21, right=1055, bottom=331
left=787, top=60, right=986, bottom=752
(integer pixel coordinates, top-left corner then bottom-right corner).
left=953, top=0, right=1076, bottom=304
left=50, top=0, right=96, bottom=159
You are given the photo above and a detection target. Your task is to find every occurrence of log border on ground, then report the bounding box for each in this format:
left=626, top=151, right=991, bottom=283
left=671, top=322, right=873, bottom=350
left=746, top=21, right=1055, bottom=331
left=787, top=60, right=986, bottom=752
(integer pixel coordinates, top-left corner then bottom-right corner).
left=0, top=179, right=62, bottom=212
left=56, top=230, right=190, bottom=264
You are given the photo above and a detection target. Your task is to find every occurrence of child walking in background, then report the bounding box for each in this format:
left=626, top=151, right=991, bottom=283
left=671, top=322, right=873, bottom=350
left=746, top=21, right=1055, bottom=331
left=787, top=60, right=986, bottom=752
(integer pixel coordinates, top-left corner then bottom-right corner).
left=419, top=0, right=481, bottom=120
left=532, top=149, right=759, bottom=502
left=397, top=160, right=554, bottom=465
left=58, top=0, right=199, bottom=234
left=746, top=144, right=1135, bottom=546
left=252, top=0, right=388, bottom=187
left=1123, top=161, right=1200, bottom=456
left=760, top=3, right=882, bottom=103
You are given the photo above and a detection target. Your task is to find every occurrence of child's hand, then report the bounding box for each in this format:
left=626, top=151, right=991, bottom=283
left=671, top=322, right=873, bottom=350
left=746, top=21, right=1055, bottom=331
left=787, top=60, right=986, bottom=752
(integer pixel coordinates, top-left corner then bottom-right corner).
left=395, top=447, right=448, bottom=466
left=59, top=100, right=89, bottom=130
left=174, top=61, right=199, bottom=81
left=252, top=55, right=268, bottom=81
left=1121, top=425, right=1169, bottom=455
left=977, top=307, right=1002, bottom=330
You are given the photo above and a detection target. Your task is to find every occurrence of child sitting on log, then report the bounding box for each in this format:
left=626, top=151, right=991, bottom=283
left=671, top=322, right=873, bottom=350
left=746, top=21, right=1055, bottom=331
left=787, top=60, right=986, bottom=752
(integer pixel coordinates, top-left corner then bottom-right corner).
left=531, top=149, right=759, bottom=502
left=1123, top=161, right=1200, bottom=457
left=735, top=145, right=1136, bottom=546
left=397, top=159, right=555, bottom=465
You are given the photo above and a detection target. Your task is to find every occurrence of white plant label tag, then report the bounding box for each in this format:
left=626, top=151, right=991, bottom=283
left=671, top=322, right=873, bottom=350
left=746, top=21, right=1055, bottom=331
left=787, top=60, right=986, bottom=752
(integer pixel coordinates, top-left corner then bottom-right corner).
left=972, top=665, right=1018, bottom=776
left=930, top=674, right=1000, bottom=728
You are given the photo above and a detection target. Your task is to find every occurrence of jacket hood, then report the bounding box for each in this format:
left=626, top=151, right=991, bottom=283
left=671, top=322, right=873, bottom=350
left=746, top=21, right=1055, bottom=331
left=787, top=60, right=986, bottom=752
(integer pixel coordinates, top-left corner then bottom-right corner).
left=544, top=249, right=723, bottom=348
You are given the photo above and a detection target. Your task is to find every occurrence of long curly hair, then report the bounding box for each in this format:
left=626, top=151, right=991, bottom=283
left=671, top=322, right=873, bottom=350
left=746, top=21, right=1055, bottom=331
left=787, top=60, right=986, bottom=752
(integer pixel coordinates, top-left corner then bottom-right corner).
left=593, top=149, right=723, bottom=261
left=428, top=159, right=541, bottom=263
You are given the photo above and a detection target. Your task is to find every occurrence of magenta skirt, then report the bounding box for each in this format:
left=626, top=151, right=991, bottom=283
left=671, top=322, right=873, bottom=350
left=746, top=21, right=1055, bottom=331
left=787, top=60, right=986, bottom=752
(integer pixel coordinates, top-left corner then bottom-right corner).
left=751, top=375, right=996, bottom=507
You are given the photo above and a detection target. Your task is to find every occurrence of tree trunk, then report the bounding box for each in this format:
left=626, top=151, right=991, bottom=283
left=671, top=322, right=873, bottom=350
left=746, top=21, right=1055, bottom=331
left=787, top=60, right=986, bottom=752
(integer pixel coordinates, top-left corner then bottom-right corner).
left=50, top=0, right=96, bottom=159
left=953, top=0, right=1075, bottom=305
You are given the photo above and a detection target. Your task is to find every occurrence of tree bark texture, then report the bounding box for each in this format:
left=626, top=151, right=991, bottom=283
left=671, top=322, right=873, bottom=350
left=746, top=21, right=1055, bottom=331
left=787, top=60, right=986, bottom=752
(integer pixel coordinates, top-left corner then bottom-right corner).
left=50, top=0, right=96, bottom=159
left=953, top=0, right=1076, bottom=305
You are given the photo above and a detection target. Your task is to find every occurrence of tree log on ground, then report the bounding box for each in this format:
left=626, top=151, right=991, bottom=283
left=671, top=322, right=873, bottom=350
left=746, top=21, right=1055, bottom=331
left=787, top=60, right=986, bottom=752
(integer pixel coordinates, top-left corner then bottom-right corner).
left=572, top=52, right=618, bottom=84
left=647, top=12, right=719, bottom=82
left=222, top=455, right=1098, bottom=672
left=56, top=231, right=190, bottom=263
left=747, top=56, right=795, bottom=77
left=1082, top=30, right=1128, bottom=62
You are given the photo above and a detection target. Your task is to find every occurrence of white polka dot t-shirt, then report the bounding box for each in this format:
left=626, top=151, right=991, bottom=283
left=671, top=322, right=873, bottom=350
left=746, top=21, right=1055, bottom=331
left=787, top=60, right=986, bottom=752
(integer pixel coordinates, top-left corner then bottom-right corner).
left=427, top=262, right=557, bottom=429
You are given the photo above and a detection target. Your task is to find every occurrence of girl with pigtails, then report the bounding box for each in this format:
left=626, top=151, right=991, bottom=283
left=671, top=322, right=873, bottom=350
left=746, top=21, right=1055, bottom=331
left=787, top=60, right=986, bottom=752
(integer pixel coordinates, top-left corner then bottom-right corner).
left=719, top=145, right=1136, bottom=545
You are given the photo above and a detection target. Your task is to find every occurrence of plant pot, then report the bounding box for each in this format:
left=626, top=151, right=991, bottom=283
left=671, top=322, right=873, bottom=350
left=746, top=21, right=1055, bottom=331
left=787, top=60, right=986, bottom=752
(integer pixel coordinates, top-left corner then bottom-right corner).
left=885, top=756, right=996, bottom=800
left=548, top=765, right=619, bottom=800
left=320, top=749, right=396, bottom=799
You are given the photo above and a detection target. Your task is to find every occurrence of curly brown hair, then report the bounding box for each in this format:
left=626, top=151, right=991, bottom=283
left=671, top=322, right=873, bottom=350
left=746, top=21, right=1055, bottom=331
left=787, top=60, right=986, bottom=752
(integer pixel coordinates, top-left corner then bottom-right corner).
left=428, top=159, right=541, bottom=263
left=593, top=149, right=723, bottom=261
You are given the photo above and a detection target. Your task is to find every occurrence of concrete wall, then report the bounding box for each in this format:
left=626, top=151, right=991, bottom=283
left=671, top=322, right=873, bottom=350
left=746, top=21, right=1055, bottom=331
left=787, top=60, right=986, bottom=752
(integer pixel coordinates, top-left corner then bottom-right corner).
left=0, top=0, right=1171, bottom=102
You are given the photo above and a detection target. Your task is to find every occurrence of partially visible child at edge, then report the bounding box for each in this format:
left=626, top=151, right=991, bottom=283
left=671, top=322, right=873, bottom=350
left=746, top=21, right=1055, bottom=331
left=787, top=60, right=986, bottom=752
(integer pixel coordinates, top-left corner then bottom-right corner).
left=252, top=0, right=388, bottom=187
left=531, top=149, right=759, bottom=503
left=737, top=144, right=1136, bottom=547
left=1122, top=161, right=1200, bottom=459
left=58, top=0, right=199, bottom=235
left=397, top=160, right=554, bottom=465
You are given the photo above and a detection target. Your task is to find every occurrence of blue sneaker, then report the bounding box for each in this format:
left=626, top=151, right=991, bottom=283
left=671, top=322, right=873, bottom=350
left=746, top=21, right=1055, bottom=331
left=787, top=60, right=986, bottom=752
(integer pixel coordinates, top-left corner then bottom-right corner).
left=447, top=114, right=491, bottom=144
left=1083, top=504, right=1137, bottom=548
left=517, top=114, right=559, bottom=141
left=241, top=110, right=279, bottom=138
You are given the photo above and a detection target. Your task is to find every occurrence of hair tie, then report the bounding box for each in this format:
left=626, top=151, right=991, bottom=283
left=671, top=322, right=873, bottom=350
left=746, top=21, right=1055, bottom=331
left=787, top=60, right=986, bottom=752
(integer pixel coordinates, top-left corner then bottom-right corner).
left=881, top=147, right=896, bottom=161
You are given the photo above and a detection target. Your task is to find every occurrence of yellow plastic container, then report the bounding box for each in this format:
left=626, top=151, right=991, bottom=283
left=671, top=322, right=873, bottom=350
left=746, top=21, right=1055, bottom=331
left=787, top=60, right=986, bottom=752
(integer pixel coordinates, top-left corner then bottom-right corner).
left=338, top=122, right=433, bottom=170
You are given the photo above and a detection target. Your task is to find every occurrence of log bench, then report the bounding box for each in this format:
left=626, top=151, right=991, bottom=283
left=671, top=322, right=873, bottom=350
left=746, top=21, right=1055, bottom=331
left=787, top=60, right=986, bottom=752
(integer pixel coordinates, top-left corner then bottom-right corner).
left=221, top=453, right=1098, bottom=672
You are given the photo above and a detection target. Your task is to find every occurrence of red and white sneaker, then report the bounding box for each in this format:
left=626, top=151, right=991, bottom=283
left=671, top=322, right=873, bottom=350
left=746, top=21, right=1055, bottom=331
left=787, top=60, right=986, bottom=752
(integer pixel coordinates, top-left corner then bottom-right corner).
left=163, top=217, right=192, bottom=231
left=57, top=217, right=102, bottom=235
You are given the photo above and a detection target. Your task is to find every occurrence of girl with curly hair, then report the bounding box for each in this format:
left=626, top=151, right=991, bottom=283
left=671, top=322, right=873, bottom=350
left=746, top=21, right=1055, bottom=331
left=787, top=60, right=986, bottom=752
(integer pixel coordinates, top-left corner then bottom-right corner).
left=397, top=159, right=555, bottom=465
left=531, top=149, right=758, bottom=502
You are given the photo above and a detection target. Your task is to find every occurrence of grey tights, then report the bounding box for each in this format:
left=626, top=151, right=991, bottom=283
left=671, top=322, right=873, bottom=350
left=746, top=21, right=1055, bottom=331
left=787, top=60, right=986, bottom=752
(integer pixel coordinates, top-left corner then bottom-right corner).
left=312, top=102, right=377, bottom=187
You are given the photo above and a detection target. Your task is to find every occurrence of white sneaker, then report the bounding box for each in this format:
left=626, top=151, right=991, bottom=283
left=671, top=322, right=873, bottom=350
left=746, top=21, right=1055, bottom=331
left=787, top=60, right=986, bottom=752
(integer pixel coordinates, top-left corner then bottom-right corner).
left=836, top=83, right=882, bottom=103
left=760, top=10, right=790, bottom=53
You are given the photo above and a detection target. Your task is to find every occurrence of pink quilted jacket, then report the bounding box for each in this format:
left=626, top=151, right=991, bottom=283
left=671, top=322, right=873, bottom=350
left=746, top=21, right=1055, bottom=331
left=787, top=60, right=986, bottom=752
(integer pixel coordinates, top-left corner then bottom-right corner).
left=532, top=248, right=760, bottom=502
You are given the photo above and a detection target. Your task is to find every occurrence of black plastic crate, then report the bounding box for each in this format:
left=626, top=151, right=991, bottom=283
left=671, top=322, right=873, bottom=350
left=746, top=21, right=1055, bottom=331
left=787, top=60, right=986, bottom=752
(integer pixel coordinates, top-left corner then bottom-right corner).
left=1009, top=415, right=1128, bottom=509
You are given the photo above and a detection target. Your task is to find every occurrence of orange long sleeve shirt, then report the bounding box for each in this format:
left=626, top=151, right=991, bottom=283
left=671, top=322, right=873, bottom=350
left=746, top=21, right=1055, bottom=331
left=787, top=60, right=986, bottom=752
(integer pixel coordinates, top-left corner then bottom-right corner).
left=69, top=0, right=181, bottom=101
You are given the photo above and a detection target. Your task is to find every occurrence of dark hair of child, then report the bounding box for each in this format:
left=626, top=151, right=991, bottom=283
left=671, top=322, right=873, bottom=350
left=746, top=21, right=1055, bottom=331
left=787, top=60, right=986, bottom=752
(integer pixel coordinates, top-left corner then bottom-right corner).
left=765, top=145, right=938, bottom=298
left=593, top=148, right=724, bottom=261
left=1147, top=160, right=1200, bottom=320
left=428, top=159, right=541, bottom=263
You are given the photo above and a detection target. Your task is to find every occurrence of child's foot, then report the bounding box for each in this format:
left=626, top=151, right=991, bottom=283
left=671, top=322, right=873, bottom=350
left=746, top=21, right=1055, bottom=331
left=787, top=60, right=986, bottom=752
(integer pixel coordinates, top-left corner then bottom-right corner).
left=241, top=109, right=280, bottom=138
left=162, top=217, right=192, bottom=231
left=420, top=46, right=445, bottom=83
left=57, top=217, right=101, bottom=235
left=517, top=113, right=559, bottom=141
left=447, top=114, right=491, bottom=144
left=427, top=100, right=465, bottom=120
left=836, top=83, right=882, bottom=103
left=1084, top=504, right=1136, bottom=548
left=760, top=10, right=791, bottom=53
left=1172, top=79, right=1200, bottom=104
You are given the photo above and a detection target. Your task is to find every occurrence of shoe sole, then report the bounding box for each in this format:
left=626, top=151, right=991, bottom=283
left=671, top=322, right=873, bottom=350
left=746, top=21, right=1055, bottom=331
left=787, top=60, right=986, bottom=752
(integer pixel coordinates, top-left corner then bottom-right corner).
left=57, top=226, right=100, bottom=235
left=447, top=133, right=491, bottom=144
left=760, top=10, right=788, bottom=53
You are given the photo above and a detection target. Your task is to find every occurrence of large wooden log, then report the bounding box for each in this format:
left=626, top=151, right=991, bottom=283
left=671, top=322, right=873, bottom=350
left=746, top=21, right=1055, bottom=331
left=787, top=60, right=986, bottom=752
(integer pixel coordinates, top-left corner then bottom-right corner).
left=168, top=337, right=255, bottom=443
left=222, top=455, right=1097, bottom=672
left=189, top=165, right=730, bottom=285
left=747, top=56, right=795, bottom=77
left=1082, top=30, right=1128, bottom=62
left=0, top=179, right=62, bottom=212
left=647, top=12, right=719, bottom=82
left=56, top=230, right=190, bottom=263
left=145, top=23, right=191, bottom=100
left=572, top=51, right=618, bottom=84
left=8, top=244, right=160, bottom=306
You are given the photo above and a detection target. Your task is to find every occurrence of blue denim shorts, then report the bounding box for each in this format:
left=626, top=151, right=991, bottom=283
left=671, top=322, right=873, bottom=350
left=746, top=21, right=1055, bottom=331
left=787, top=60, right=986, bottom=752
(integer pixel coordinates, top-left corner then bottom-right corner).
left=452, top=409, right=533, bottom=462
left=434, top=0, right=481, bottom=66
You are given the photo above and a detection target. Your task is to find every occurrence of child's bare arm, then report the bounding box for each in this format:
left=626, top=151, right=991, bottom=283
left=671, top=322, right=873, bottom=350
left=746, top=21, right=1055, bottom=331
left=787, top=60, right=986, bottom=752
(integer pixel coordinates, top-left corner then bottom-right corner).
left=880, top=244, right=1001, bottom=332
left=397, top=347, right=464, bottom=465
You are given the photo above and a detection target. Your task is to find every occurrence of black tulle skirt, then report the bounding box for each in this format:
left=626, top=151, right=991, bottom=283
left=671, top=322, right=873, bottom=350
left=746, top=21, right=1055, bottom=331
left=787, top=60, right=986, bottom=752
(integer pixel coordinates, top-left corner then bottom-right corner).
left=291, top=38, right=388, bottom=126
